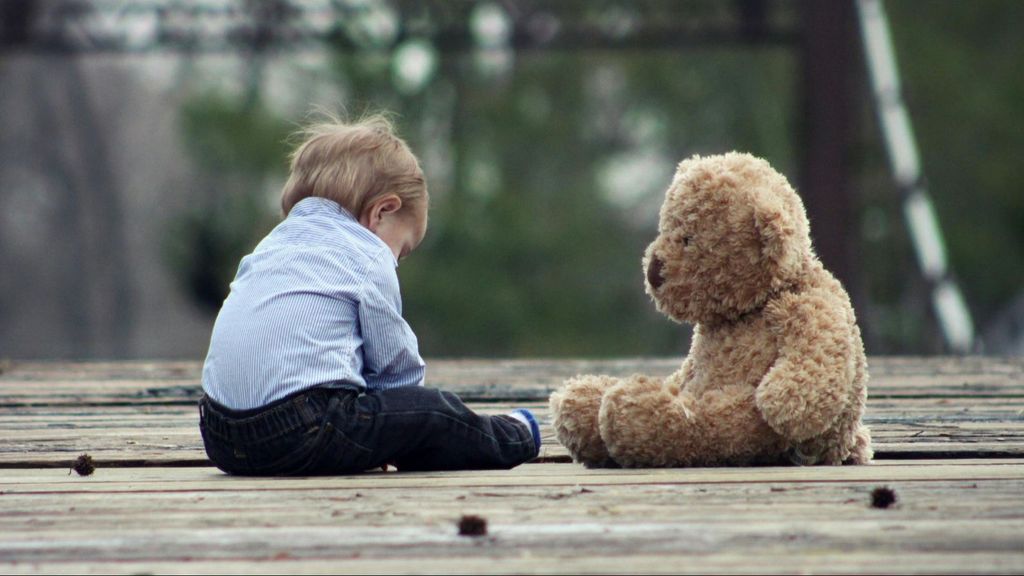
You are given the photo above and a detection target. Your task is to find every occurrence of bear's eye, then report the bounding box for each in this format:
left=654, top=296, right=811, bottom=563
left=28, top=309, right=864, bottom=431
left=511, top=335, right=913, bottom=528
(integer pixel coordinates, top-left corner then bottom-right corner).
left=683, top=236, right=692, bottom=247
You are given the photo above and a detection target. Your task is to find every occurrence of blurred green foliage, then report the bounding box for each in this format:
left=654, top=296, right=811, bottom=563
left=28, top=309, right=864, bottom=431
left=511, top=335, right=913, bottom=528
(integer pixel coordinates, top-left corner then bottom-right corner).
left=180, top=92, right=293, bottom=174
left=168, top=1, right=1023, bottom=355
left=887, top=1, right=1024, bottom=322
left=164, top=93, right=287, bottom=311
left=855, top=1, right=1024, bottom=352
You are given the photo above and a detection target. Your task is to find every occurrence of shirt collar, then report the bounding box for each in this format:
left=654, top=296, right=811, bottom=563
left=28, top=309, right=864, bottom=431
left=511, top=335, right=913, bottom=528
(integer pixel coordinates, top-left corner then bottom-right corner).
left=291, top=197, right=398, bottom=268
left=290, top=197, right=357, bottom=222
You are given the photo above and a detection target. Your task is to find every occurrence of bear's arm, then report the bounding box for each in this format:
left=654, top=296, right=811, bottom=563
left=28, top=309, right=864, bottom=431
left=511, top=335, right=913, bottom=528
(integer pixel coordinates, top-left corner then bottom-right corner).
left=664, top=356, right=694, bottom=396
left=754, top=290, right=854, bottom=443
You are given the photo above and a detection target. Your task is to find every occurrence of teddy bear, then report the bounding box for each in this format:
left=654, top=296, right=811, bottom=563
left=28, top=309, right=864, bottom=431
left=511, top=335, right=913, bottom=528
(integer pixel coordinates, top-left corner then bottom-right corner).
left=550, top=152, right=872, bottom=467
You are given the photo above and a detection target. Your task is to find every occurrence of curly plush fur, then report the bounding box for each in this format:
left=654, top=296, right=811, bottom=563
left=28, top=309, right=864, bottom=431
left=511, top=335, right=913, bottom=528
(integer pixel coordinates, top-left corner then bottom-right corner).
left=550, top=152, right=872, bottom=467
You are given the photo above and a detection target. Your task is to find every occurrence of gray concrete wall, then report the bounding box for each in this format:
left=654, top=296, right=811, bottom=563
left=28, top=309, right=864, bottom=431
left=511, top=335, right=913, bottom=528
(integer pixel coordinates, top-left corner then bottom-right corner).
left=0, top=55, right=215, bottom=359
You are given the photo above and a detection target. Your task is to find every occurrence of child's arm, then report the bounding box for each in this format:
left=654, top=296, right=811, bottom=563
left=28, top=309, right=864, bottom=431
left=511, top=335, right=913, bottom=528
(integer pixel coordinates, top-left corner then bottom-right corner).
left=357, top=250, right=426, bottom=389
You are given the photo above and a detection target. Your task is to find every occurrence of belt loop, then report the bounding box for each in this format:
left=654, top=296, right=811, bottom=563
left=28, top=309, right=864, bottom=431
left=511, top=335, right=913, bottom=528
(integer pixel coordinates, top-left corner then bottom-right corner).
left=300, top=389, right=338, bottom=428
left=297, top=390, right=316, bottom=416
left=326, top=393, right=342, bottom=417
left=295, top=393, right=315, bottom=428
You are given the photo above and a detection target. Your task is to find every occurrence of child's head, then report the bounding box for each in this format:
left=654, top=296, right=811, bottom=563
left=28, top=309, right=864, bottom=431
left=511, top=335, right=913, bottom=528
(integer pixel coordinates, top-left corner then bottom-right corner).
left=281, top=114, right=428, bottom=259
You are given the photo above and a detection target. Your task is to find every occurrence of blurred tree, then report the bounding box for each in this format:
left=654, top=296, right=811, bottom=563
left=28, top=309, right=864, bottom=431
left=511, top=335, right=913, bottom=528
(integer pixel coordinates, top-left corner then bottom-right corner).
left=855, top=0, right=1024, bottom=352
left=169, top=2, right=803, bottom=357
left=164, top=93, right=288, bottom=312
left=889, top=2, right=1024, bottom=324
left=167, top=0, right=1023, bottom=356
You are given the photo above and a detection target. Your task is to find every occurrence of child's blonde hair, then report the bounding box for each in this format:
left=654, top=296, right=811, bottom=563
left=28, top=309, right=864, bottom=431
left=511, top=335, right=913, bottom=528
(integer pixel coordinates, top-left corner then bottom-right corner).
left=281, top=114, right=427, bottom=218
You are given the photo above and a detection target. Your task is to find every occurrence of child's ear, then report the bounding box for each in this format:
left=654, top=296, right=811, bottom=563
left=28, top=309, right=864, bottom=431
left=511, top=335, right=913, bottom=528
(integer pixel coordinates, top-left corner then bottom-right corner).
left=362, top=195, right=403, bottom=231
left=379, top=195, right=402, bottom=215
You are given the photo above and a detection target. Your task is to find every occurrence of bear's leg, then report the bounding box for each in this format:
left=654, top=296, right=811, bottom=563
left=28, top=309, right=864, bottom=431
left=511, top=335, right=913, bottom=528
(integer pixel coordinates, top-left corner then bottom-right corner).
left=797, top=414, right=873, bottom=465
left=696, top=385, right=789, bottom=465
left=601, top=379, right=787, bottom=467
left=844, top=425, right=873, bottom=465
left=599, top=375, right=697, bottom=467
left=549, top=375, right=620, bottom=468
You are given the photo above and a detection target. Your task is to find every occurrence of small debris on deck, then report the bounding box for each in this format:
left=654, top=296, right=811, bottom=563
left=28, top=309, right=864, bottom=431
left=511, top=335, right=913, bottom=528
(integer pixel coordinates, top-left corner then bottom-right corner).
left=458, top=514, right=488, bottom=537
left=70, top=454, right=95, bottom=476
left=871, top=486, right=897, bottom=508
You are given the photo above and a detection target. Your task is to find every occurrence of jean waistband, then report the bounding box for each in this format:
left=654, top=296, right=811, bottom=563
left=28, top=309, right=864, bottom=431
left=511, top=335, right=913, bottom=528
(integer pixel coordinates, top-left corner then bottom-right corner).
left=199, top=387, right=356, bottom=445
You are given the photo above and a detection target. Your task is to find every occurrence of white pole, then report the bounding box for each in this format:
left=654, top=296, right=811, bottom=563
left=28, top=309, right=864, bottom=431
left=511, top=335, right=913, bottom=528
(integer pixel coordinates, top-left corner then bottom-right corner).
left=856, top=0, right=975, bottom=353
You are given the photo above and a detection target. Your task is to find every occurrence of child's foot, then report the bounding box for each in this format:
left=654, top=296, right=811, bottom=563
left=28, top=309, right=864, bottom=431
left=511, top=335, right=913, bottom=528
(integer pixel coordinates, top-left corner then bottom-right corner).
left=508, top=408, right=542, bottom=455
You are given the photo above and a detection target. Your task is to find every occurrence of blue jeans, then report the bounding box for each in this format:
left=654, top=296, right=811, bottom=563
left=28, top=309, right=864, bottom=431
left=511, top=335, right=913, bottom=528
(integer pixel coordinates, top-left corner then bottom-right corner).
left=198, top=386, right=537, bottom=475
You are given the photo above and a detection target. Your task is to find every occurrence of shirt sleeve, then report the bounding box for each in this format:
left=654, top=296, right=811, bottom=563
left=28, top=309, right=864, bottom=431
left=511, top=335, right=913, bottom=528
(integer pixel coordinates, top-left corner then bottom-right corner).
left=357, top=249, right=426, bottom=389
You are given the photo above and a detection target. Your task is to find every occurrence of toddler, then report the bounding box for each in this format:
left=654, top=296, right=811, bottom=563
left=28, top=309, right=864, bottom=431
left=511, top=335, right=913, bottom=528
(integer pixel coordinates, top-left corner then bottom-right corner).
left=198, top=115, right=540, bottom=475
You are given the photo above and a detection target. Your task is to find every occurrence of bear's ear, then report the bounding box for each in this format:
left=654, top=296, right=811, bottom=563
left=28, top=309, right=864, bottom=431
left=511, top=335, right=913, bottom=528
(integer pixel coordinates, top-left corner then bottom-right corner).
left=676, top=154, right=702, bottom=177
left=671, top=154, right=703, bottom=191
left=753, top=192, right=804, bottom=285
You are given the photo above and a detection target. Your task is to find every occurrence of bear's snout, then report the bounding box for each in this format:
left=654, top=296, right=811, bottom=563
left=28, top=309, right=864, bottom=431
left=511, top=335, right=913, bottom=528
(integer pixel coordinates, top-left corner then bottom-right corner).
left=647, top=255, right=665, bottom=290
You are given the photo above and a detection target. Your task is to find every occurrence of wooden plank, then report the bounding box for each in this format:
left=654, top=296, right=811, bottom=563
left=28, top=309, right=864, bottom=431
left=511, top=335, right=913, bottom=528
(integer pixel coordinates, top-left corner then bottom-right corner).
left=1, top=357, right=1022, bottom=406
left=0, top=463, right=1022, bottom=574
left=0, top=360, right=1020, bottom=576
left=2, top=395, right=1024, bottom=467
left=0, top=359, right=1020, bottom=466
left=0, top=403, right=563, bottom=467
left=3, top=470, right=1019, bottom=529
left=3, top=478, right=1022, bottom=531
left=2, top=459, right=1022, bottom=490
left=6, top=426, right=1024, bottom=468
left=4, top=553, right=1023, bottom=576
left=4, top=396, right=1020, bottom=423
left=2, top=356, right=1019, bottom=385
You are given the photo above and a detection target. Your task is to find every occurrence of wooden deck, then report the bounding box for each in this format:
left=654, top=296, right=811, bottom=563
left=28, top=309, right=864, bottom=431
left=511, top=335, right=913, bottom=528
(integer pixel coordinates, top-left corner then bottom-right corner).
left=1, top=357, right=1022, bottom=574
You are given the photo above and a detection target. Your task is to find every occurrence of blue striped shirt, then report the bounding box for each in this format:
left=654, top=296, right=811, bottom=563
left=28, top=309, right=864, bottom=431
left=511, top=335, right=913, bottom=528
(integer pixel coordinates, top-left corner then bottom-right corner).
left=201, top=197, right=426, bottom=410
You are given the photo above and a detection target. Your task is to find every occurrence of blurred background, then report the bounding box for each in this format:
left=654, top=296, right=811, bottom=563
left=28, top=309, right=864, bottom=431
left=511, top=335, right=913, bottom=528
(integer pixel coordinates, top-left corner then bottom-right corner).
left=1, top=0, right=1021, bottom=360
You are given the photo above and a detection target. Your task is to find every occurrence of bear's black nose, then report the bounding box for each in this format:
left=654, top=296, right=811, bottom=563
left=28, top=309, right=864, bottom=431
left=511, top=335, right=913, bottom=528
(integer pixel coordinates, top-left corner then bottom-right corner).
left=647, top=255, right=665, bottom=290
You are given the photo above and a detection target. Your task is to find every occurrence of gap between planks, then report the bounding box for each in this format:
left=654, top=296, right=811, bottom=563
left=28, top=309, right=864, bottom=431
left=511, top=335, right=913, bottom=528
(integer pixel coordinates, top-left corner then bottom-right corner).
left=2, top=460, right=1022, bottom=493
